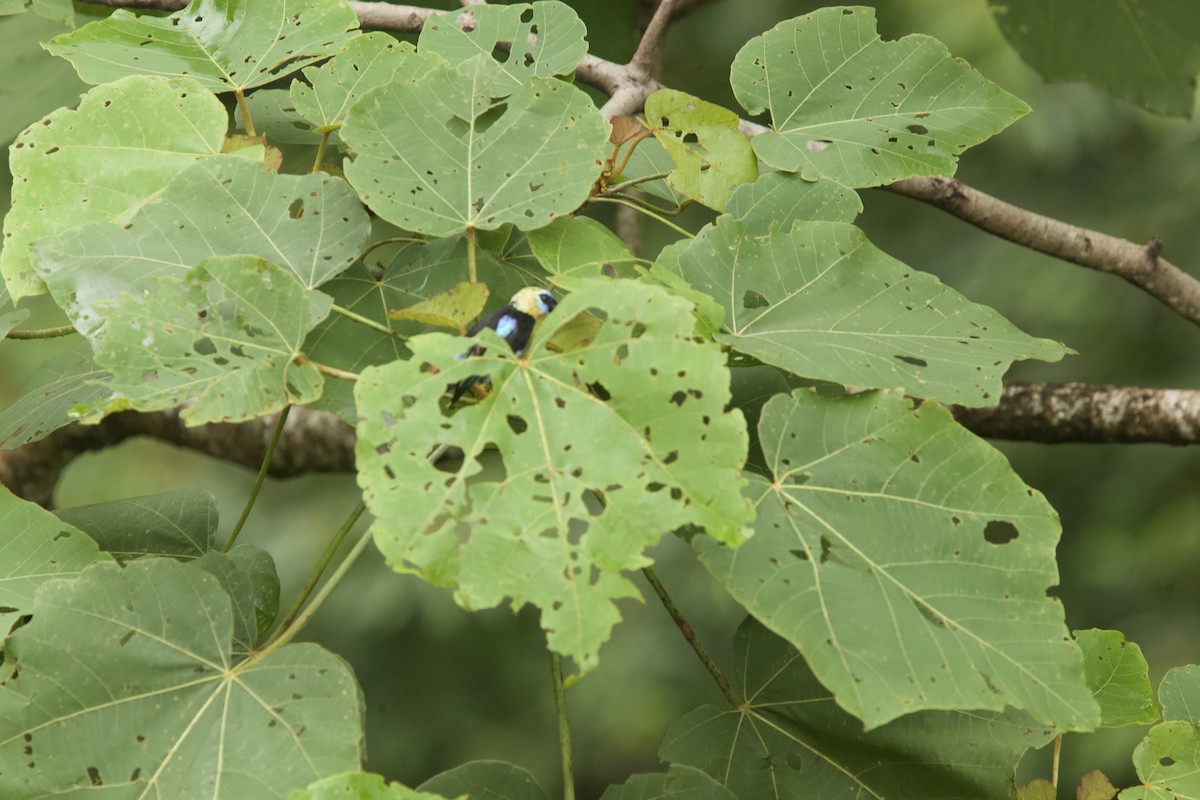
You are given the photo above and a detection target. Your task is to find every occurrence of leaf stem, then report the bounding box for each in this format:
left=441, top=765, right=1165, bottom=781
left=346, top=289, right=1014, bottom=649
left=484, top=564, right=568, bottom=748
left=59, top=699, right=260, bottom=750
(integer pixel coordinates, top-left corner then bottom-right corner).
left=312, top=130, right=330, bottom=173
left=222, top=405, right=291, bottom=553
left=265, top=501, right=367, bottom=646
left=330, top=303, right=406, bottom=340
left=295, top=355, right=360, bottom=382
left=235, top=88, right=256, bottom=136
left=642, top=566, right=739, bottom=707
left=549, top=651, right=576, bottom=800
left=601, top=170, right=674, bottom=195
left=5, top=325, right=77, bottom=340
left=252, top=502, right=372, bottom=660
left=466, top=225, right=478, bottom=284
left=1051, top=733, right=1062, bottom=788
left=359, top=236, right=427, bottom=264
left=588, top=195, right=694, bottom=238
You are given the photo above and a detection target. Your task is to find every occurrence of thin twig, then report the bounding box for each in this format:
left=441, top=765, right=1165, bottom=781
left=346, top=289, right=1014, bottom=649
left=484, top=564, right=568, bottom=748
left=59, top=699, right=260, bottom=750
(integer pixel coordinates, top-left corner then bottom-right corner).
left=222, top=405, right=291, bottom=552
left=549, top=652, right=576, bottom=800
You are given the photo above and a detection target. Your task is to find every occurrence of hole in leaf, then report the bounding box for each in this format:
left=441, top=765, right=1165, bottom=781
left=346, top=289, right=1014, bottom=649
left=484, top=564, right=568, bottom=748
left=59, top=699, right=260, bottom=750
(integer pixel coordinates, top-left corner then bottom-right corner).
left=742, top=290, right=770, bottom=309
left=790, top=548, right=809, bottom=561
left=907, top=123, right=929, bottom=135
left=520, top=6, right=534, bottom=22
left=669, top=391, right=687, bottom=406
left=894, top=355, right=928, bottom=368
left=506, top=414, right=528, bottom=435
left=984, top=520, right=1018, bottom=545
left=288, top=198, right=304, bottom=219
left=1161, top=756, right=1176, bottom=767
left=118, top=630, right=135, bottom=646
left=646, top=482, right=666, bottom=493
left=915, top=601, right=947, bottom=628
left=589, top=381, right=612, bottom=401
left=87, top=767, right=102, bottom=786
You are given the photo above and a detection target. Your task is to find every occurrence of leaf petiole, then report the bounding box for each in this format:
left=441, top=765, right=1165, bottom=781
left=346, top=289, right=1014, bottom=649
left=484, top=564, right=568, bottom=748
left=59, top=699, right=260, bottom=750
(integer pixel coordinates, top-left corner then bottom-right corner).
left=223, top=405, right=291, bottom=553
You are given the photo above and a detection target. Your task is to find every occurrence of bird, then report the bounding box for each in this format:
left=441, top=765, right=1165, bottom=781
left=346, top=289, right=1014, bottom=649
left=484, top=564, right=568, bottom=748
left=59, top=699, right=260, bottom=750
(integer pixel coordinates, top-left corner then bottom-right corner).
left=448, top=286, right=558, bottom=406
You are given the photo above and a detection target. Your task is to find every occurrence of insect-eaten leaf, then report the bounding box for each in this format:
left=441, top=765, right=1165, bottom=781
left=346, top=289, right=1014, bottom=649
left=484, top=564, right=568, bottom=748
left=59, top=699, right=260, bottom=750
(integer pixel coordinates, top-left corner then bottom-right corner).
left=389, top=281, right=490, bottom=333
left=355, top=279, right=753, bottom=673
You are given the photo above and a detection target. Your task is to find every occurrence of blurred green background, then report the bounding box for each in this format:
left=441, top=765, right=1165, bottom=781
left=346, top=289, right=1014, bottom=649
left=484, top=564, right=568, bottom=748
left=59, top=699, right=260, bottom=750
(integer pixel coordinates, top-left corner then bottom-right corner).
left=2, top=0, right=1198, bottom=796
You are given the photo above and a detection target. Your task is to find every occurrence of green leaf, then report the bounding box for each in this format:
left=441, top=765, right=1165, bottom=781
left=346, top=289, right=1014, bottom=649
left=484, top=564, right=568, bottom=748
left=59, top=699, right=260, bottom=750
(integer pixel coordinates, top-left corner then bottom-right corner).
left=1079, top=770, right=1119, bottom=800
left=600, top=765, right=736, bottom=800
left=1076, top=628, right=1159, bottom=727
left=644, top=239, right=724, bottom=339
left=0, top=346, right=109, bottom=449
left=43, top=0, right=359, bottom=93
left=1122, top=721, right=1200, bottom=800
left=725, top=172, right=862, bottom=236
left=677, top=216, right=1067, bottom=407
left=420, top=761, right=546, bottom=800
left=342, top=59, right=609, bottom=236
left=989, top=0, right=1200, bottom=118
left=0, top=11, right=87, bottom=144
left=730, top=6, right=1029, bottom=186
left=1018, top=779, right=1058, bottom=800
left=1, top=75, right=227, bottom=302
left=644, top=89, right=757, bottom=211
left=1159, top=665, right=1200, bottom=724
left=292, top=33, right=430, bottom=132
left=55, top=487, right=217, bottom=561
left=526, top=216, right=642, bottom=288
left=419, top=1, right=588, bottom=95
left=0, top=558, right=364, bottom=799
left=695, top=391, right=1099, bottom=730
left=355, top=279, right=751, bottom=672
left=660, top=618, right=1057, bottom=800
left=0, top=484, right=110, bottom=637
left=247, top=88, right=324, bottom=145
left=90, top=256, right=331, bottom=424
left=36, top=156, right=368, bottom=338
left=389, top=281, right=489, bottom=332
left=194, top=545, right=281, bottom=649
left=293, top=772, right=454, bottom=800
left=0, top=309, right=27, bottom=340
left=616, top=135, right=690, bottom=207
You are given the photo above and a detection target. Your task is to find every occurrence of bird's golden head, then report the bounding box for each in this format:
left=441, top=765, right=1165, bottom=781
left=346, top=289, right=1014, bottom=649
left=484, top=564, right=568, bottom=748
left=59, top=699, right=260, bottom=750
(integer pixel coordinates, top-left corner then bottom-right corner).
left=511, top=287, right=557, bottom=318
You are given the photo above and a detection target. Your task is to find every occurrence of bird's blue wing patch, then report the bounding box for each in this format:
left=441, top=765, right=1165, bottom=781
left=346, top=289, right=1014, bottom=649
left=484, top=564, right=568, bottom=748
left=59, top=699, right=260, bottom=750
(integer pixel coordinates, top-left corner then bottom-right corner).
left=495, top=314, right=519, bottom=340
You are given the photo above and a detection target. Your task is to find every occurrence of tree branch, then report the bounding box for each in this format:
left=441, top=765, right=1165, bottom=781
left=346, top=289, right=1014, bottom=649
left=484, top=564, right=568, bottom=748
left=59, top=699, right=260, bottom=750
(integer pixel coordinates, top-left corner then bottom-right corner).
left=629, top=0, right=676, bottom=76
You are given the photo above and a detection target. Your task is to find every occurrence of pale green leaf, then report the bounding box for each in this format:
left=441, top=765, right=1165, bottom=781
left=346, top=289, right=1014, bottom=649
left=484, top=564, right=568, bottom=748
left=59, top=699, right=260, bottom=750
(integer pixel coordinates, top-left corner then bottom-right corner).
left=55, top=487, right=217, bottom=561
left=0, top=484, right=110, bottom=637
left=644, top=239, right=724, bottom=339
left=43, top=0, right=359, bottom=93
left=616, top=135, right=690, bottom=207
left=342, top=60, right=608, bottom=236
left=731, top=6, right=1029, bottom=186
left=420, top=761, right=546, bottom=800
left=1160, top=665, right=1200, bottom=725
left=1, top=75, right=227, bottom=301
left=247, top=88, right=323, bottom=145
left=91, top=256, right=331, bottom=424
left=355, top=280, right=751, bottom=671
left=389, top=281, right=489, bottom=332
left=1076, top=628, right=1159, bottom=727
left=677, top=216, right=1067, bottom=406
left=725, top=172, right=861, bottom=236
left=989, top=0, right=1200, bottom=118
left=36, top=156, right=368, bottom=338
left=419, top=1, right=587, bottom=95
left=660, top=618, right=1057, bottom=799
left=0, top=309, right=27, bottom=340
left=526, top=216, right=642, bottom=288
left=1121, top=722, right=1200, bottom=800
left=194, top=545, right=281, bottom=649
left=0, top=558, right=364, bottom=799
left=0, top=346, right=108, bottom=449
left=644, top=89, right=757, bottom=211
left=293, top=772, right=455, bottom=800
left=600, top=765, right=736, bottom=800
left=695, top=391, right=1099, bottom=730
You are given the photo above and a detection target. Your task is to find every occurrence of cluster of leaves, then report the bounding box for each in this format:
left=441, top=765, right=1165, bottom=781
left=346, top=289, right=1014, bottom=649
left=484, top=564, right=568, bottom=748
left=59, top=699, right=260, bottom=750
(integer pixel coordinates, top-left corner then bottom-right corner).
left=1, top=0, right=1196, bottom=798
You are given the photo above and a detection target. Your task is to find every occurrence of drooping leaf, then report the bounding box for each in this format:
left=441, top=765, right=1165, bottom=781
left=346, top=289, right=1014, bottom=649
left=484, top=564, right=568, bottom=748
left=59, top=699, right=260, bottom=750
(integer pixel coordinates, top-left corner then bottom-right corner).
left=419, top=1, right=588, bottom=95
left=341, top=59, right=608, bottom=236
left=194, top=545, right=281, bottom=649
left=355, top=280, right=751, bottom=671
left=724, top=171, right=862, bottom=235
left=0, top=484, right=110, bottom=638
left=55, top=487, right=217, bottom=561
left=90, top=256, right=331, bottom=425
left=644, top=89, right=757, bottom=211
left=989, top=0, right=1200, bottom=118
left=1, top=75, right=228, bottom=301
left=526, top=216, right=641, bottom=288
left=389, top=281, right=489, bottom=333
left=36, top=157, right=368, bottom=340
left=660, top=618, right=1057, bottom=800
left=1076, top=628, right=1159, bottom=727
left=677, top=216, right=1067, bottom=407
left=1159, top=665, right=1200, bottom=724
left=0, top=347, right=108, bottom=449
left=1123, top=721, right=1200, bottom=800
left=599, top=765, right=736, bottom=800
left=730, top=6, right=1029, bottom=186
left=695, top=391, right=1099, bottom=730
left=0, top=558, right=364, bottom=799
left=293, top=772, right=453, bottom=800
left=43, top=0, right=359, bottom=93
left=420, top=761, right=547, bottom=800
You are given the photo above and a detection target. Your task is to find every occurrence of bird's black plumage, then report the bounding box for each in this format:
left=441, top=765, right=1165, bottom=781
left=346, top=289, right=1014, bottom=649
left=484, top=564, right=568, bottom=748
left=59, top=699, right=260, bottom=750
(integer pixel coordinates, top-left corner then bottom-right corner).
left=448, top=287, right=557, bottom=405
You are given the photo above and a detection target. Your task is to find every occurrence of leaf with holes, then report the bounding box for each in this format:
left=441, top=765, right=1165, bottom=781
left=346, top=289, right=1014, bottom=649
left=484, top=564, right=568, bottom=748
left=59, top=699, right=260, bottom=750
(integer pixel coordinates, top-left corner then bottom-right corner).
left=0, top=558, right=363, bottom=799
left=695, top=391, right=1099, bottom=729
left=355, top=279, right=751, bottom=672
left=341, top=58, right=608, bottom=236
left=644, top=89, right=757, bottom=211
left=89, top=256, right=331, bottom=425
left=677, top=216, right=1066, bottom=407
left=56, top=487, right=218, bottom=562
left=0, top=346, right=109, bottom=449
left=1124, top=721, right=1200, bottom=799
left=419, top=1, right=587, bottom=96
left=1076, top=629, right=1159, bottom=728
left=1160, top=666, right=1200, bottom=725
left=44, top=0, right=359, bottom=94
left=660, top=618, right=1057, bottom=799
left=1, top=75, right=228, bottom=302
left=725, top=171, right=862, bottom=236
left=730, top=6, right=1029, bottom=186
left=0, top=484, right=110, bottom=639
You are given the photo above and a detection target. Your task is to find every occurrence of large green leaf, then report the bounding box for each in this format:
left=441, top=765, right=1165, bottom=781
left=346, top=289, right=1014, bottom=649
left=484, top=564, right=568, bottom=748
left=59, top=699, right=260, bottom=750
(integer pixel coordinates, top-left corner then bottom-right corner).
left=660, top=618, right=1057, bottom=800
left=0, top=558, right=363, bottom=799
left=1, top=75, right=228, bottom=302
left=36, top=156, right=368, bottom=338
left=420, top=761, right=547, bottom=800
left=341, top=58, right=609, bottom=236
left=0, top=346, right=108, bottom=449
left=526, top=216, right=641, bottom=288
left=1076, top=628, right=1159, bottom=728
left=730, top=6, right=1029, bottom=186
left=0, top=484, right=110, bottom=638
left=55, top=487, right=218, bottom=561
left=419, top=1, right=588, bottom=95
left=724, top=172, right=862, bottom=236
left=1122, top=722, right=1200, bottom=800
left=1159, top=665, right=1200, bottom=725
left=989, top=0, right=1200, bottom=118
left=695, top=391, right=1100, bottom=730
left=194, top=545, right=280, bottom=650
left=355, top=280, right=751, bottom=671
left=90, top=256, right=331, bottom=424
left=677, top=216, right=1067, bottom=407
left=44, top=0, right=359, bottom=93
